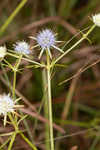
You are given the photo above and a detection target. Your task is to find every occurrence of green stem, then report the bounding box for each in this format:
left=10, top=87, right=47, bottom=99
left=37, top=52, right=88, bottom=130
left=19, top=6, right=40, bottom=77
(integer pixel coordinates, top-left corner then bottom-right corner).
left=20, top=133, right=38, bottom=150
left=46, top=51, right=54, bottom=150
left=12, top=54, right=22, bottom=99
left=0, top=136, right=11, bottom=149
left=42, top=69, right=50, bottom=150
left=7, top=114, right=19, bottom=150
left=62, top=77, right=78, bottom=120
left=90, top=134, right=100, bottom=150
left=13, top=71, right=16, bottom=99
left=53, top=24, right=96, bottom=65
left=1, top=58, right=35, bottom=146
left=7, top=52, right=45, bottom=68
left=0, top=62, right=12, bottom=91
left=0, top=0, right=28, bottom=36
left=22, top=117, right=34, bottom=144
left=8, top=132, right=16, bottom=150
left=8, top=113, right=18, bottom=131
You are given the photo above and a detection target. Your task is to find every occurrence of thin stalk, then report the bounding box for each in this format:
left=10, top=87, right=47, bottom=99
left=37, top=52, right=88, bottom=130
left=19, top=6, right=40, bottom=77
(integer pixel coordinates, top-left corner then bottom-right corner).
left=20, top=132, right=38, bottom=150
left=8, top=113, right=18, bottom=131
left=53, top=24, right=96, bottom=65
left=46, top=51, right=54, bottom=150
left=90, top=134, right=100, bottom=150
left=62, top=77, right=78, bottom=120
left=7, top=52, right=45, bottom=67
left=1, top=59, right=35, bottom=145
left=33, top=94, right=45, bottom=134
left=0, top=63, right=12, bottom=91
left=0, top=0, right=28, bottom=36
left=12, top=54, right=34, bottom=142
left=8, top=114, right=18, bottom=150
left=22, top=117, right=34, bottom=144
left=42, top=69, right=50, bottom=150
left=56, top=77, right=78, bottom=150
left=13, top=71, right=16, bottom=99
left=0, top=136, right=11, bottom=149
left=12, top=54, right=22, bottom=99
left=8, top=132, right=16, bottom=150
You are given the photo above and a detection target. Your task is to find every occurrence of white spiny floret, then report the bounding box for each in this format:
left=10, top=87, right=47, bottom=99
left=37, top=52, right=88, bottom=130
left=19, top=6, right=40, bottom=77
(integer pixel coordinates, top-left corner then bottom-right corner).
left=0, top=94, right=14, bottom=115
left=0, top=46, right=6, bottom=58
left=92, top=13, right=100, bottom=27
left=0, top=94, right=23, bottom=126
left=14, top=41, right=30, bottom=55
left=30, top=29, right=64, bottom=59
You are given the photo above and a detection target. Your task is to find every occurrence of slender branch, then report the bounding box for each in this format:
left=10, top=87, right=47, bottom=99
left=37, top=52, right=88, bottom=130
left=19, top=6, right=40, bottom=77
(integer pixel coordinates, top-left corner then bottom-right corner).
left=12, top=71, right=16, bottom=99
left=46, top=51, right=54, bottom=150
left=6, top=52, right=45, bottom=68
left=42, top=69, right=50, bottom=150
left=20, top=132, right=38, bottom=150
left=8, top=132, right=16, bottom=150
left=53, top=24, right=96, bottom=65
left=12, top=54, right=22, bottom=99
left=0, top=0, right=28, bottom=36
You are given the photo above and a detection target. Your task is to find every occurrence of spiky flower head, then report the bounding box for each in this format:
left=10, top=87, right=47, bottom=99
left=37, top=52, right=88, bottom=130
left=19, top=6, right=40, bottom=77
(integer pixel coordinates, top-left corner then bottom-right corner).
left=30, top=29, right=64, bottom=59
left=37, top=29, right=55, bottom=49
left=0, top=46, right=6, bottom=59
left=0, top=94, right=23, bottom=126
left=0, top=94, right=14, bottom=115
left=92, top=13, right=100, bottom=27
left=14, top=41, right=31, bottom=55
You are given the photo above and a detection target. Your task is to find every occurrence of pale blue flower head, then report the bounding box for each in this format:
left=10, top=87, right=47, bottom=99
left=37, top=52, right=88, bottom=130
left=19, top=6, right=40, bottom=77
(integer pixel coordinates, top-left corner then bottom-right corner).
left=37, top=29, right=55, bottom=49
left=14, top=41, right=31, bottom=55
left=30, top=29, right=64, bottom=59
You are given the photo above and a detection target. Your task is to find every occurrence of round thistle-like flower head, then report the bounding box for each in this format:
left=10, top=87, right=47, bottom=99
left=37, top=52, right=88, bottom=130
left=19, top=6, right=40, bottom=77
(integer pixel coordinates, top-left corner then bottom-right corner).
left=0, top=46, right=6, bottom=58
left=92, top=13, right=100, bottom=27
left=0, top=94, right=14, bottom=115
left=14, top=41, right=31, bottom=55
left=0, top=93, right=23, bottom=126
left=37, top=29, right=55, bottom=49
left=30, top=29, right=64, bottom=59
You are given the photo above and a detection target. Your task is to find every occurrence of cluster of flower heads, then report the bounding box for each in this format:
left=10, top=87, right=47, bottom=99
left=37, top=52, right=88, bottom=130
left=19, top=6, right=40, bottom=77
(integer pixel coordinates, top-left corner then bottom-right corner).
left=12, top=14, right=100, bottom=58
left=11, top=29, right=64, bottom=59
left=0, top=14, right=100, bottom=59
left=0, top=14, right=100, bottom=126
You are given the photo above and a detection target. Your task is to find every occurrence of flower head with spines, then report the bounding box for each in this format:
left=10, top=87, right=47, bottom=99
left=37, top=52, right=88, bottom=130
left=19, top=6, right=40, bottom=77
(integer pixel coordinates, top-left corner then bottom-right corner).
left=0, top=94, right=22, bottom=126
left=0, top=94, right=14, bottom=116
left=14, top=41, right=31, bottom=55
left=92, top=13, right=100, bottom=27
left=30, top=29, right=64, bottom=59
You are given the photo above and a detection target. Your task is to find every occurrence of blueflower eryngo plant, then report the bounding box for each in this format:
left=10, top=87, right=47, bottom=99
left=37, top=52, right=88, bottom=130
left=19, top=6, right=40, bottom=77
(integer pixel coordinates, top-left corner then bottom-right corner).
left=0, top=13, right=99, bottom=150
left=30, top=29, right=64, bottom=59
